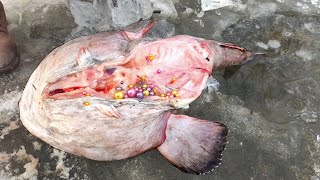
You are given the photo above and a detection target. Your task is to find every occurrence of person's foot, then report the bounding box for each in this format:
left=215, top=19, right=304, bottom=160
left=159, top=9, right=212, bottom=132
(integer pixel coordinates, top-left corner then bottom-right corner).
left=0, top=1, right=20, bottom=74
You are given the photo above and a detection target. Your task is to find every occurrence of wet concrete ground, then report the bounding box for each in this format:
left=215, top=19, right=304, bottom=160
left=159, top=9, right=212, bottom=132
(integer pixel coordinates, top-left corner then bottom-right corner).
left=0, top=0, right=320, bottom=179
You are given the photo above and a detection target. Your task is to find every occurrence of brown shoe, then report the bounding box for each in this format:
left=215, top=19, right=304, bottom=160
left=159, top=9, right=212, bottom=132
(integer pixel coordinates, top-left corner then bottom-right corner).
left=0, top=1, right=20, bottom=74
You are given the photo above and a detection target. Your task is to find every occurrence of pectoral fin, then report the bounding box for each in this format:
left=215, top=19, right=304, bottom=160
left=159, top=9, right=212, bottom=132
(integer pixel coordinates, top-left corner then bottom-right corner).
left=95, top=104, right=122, bottom=118
left=77, top=47, right=94, bottom=68
left=157, top=114, right=227, bottom=175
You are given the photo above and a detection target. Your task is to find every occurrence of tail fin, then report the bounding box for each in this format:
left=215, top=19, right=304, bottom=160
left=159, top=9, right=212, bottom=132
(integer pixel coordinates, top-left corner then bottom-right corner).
left=157, top=114, right=227, bottom=175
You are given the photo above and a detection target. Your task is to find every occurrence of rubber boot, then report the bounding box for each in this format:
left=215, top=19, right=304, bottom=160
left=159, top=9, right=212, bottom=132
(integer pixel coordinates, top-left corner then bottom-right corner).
left=0, top=1, right=20, bottom=73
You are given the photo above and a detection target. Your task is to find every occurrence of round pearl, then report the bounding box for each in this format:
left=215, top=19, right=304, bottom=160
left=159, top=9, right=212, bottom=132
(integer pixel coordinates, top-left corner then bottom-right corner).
left=137, top=92, right=144, bottom=98
left=116, top=86, right=123, bottom=91
left=128, top=84, right=134, bottom=88
left=83, top=102, right=90, bottom=106
left=143, top=90, right=149, bottom=96
left=149, top=84, right=155, bottom=89
left=142, top=84, right=148, bottom=88
left=114, top=91, right=124, bottom=99
left=149, top=92, right=154, bottom=96
left=147, top=87, right=151, bottom=92
left=172, top=90, right=178, bottom=96
left=127, top=89, right=137, bottom=98
left=156, top=69, right=161, bottom=74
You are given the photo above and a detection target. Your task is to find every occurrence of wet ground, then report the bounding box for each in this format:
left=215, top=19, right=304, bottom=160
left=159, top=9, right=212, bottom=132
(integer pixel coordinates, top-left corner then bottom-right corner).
left=0, top=0, right=320, bottom=179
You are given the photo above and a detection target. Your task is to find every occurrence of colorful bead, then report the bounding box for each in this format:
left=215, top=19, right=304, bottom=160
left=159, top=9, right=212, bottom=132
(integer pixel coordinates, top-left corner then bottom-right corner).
left=149, top=92, right=154, bottom=96
left=156, top=69, right=161, bottom=74
left=116, top=86, right=123, bottom=91
left=137, top=92, right=144, bottom=98
left=166, top=92, right=171, bottom=96
left=170, top=95, right=174, bottom=98
left=114, top=91, right=124, bottom=99
left=153, top=89, right=157, bottom=93
left=120, top=81, right=124, bottom=84
left=82, top=91, right=87, bottom=95
left=125, top=95, right=128, bottom=98
left=128, top=84, right=134, bottom=88
left=160, top=94, right=165, bottom=97
left=141, top=76, right=146, bottom=81
left=149, top=84, right=155, bottom=89
left=148, top=54, right=154, bottom=60
left=147, top=87, right=151, bottom=92
left=143, top=90, right=149, bottom=96
left=171, top=90, right=178, bottom=96
left=142, top=84, right=148, bottom=89
left=127, top=89, right=137, bottom=98
left=86, top=92, right=90, bottom=96
left=83, top=102, right=90, bottom=106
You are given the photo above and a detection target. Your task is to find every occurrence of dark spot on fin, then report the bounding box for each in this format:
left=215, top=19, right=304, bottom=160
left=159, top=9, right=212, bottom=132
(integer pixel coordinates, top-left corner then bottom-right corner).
left=105, top=68, right=116, bottom=75
left=157, top=114, right=228, bottom=175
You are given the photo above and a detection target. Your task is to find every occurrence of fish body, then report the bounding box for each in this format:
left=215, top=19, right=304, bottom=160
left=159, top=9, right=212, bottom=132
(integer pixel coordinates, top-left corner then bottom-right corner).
left=19, top=21, right=251, bottom=174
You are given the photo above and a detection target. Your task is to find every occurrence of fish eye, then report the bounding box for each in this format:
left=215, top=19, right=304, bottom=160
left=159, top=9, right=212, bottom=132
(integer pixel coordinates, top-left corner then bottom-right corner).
left=206, top=57, right=210, bottom=61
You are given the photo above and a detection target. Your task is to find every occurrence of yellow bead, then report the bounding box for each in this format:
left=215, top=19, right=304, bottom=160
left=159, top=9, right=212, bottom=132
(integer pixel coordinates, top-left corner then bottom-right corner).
left=172, top=90, right=178, bottom=96
left=128, top=84, right=134, bottom=88
left=142, top=84, right=148, bottom=88
left=114, top=91, right=124, bottom=99
left=172, top=78, right=176, bottom=82
left=149, top=54, right=154, bottom=60
left=83, top=102, right=90, bottom=106
left=141, top=76, right=146, bottom=81
left=160, top=94, right=165, bottom=97
left=143, top=90, right=149, bottom=96
left=86, top=92, right=90, bottom=96
left=153, top=89, right=157, bottom=93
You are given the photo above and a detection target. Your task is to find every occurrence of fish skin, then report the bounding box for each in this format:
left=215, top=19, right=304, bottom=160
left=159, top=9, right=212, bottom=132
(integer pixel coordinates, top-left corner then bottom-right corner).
left=19, top=20, right=251, bottom=174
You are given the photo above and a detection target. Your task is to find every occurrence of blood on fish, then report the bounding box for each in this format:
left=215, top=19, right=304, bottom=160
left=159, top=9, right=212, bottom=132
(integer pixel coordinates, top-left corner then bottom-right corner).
left=49, top=89, right=64, bottom=96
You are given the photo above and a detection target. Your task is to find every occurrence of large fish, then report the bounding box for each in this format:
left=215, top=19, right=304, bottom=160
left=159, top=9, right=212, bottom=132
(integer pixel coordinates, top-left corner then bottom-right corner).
left=19, top=21, right=252, bottom=175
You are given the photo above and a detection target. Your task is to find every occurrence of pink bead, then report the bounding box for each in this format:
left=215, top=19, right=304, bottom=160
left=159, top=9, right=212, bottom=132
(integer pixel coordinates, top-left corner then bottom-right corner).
left=145, top=56, right=149, bottom=60
left=82, top=91, right=87, bottom=95
left=170, top=95, right=174, bottom=98
left=127, top=89, right=137, bottom=98
left=157, top=69, right=161, bottom=74
left=125, top=95, right=128, bottom=98
left=135, top=88, right=139, bottom=91
left=167, top=92, right=171, bottom=96
left=149, top=84, right=155, bottom=89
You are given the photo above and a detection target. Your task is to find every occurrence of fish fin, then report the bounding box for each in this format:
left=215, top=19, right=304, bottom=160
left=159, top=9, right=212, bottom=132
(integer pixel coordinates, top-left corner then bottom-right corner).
left=124, top=20, right=155, bottom=40
left=77, top=47, right=93, bottom=68
left=95, top=105, right=121, bottom=118
left=157, top=114, right=227, bottom=175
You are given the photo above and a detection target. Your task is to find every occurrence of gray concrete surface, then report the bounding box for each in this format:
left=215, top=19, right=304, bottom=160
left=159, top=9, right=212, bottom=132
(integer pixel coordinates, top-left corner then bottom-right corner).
left=0, top=0, right=320, bottom=179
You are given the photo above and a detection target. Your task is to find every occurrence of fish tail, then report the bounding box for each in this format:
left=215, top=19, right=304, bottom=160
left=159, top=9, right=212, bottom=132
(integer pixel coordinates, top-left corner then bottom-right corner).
left=157, top=114, right=227, bottom=175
